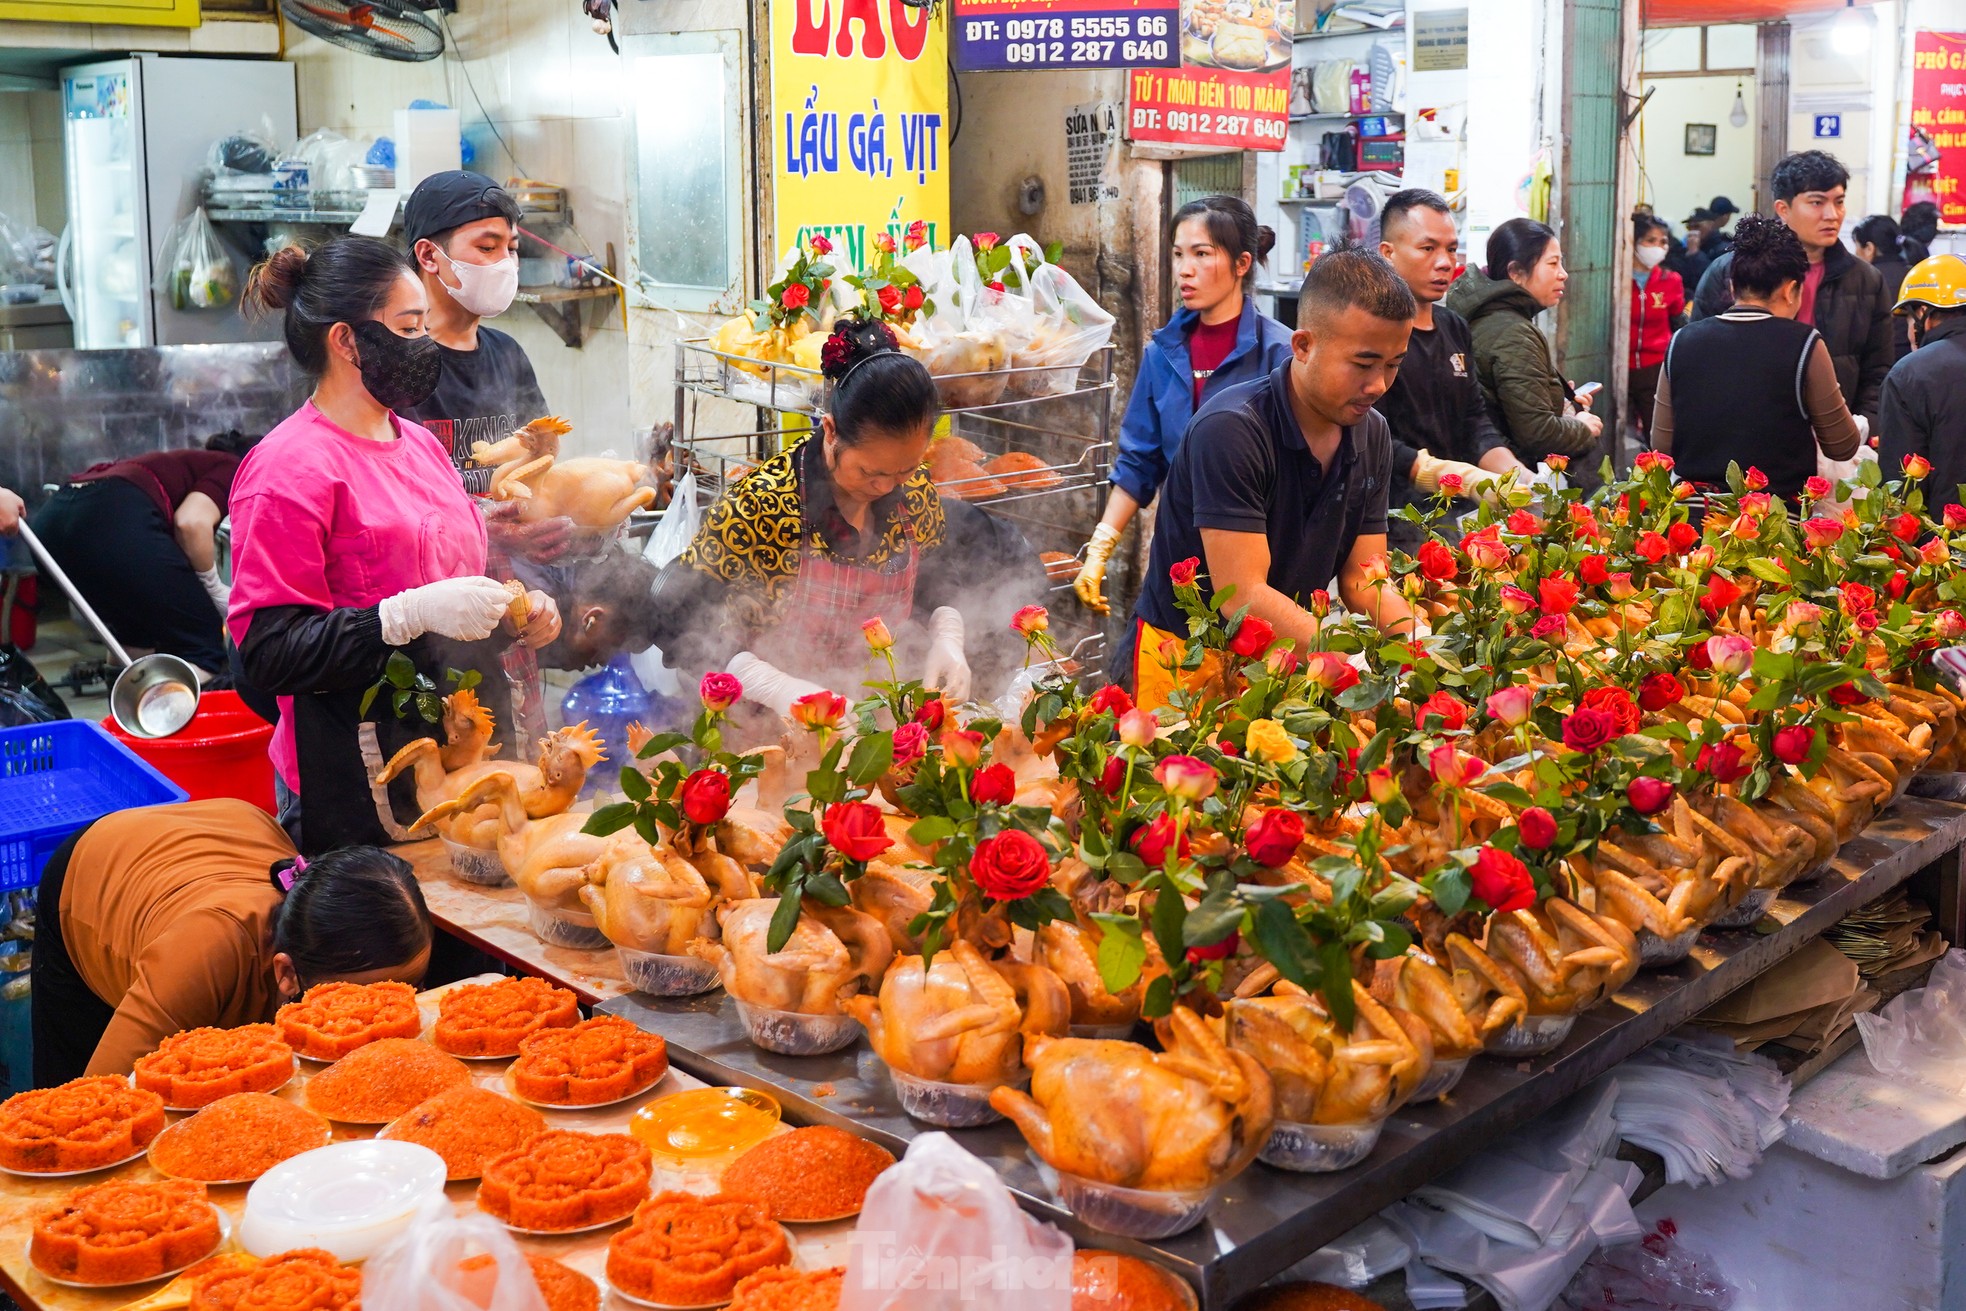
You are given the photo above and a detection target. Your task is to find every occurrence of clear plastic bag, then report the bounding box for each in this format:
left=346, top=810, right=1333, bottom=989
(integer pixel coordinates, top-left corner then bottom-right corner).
left=1007, top=262, right=1115, bottom=398
left=1558, top=1219, right=1735, bottom=1311
left=362, top=1202, right=549, bottom=1311
left=155, top=208, right=238, bottom=311
left=839, top=1132, right=1073, bottom=1311
left=629, top=469, right=699, bottom=698
left=1855, top=947, right=1966, bottom=1093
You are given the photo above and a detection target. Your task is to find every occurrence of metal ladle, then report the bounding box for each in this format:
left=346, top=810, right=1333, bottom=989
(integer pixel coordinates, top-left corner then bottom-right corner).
left=15, top=522, right=203, bottom=738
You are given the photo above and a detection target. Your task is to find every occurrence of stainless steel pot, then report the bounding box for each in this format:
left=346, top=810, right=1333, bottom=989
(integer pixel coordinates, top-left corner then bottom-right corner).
left=16, top=523, right=202, bottom=738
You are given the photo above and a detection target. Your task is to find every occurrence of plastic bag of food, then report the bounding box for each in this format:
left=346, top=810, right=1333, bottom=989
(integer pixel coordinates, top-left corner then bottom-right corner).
left=154, top=208, right=238, bottom=311
left=207, top=127, right=278, bottom=178
left=363, top=1201, right=549, bottom=1311
left=1558, top=1219, right=1734, bottom=1310
left=904, top=238, right=1014, bottom=409
left=840, top=1132, right=1072, bottom=1311
left=1007, top=263, right=1114, bottom=398
left=1855, top=947, right=1966, bottom=1093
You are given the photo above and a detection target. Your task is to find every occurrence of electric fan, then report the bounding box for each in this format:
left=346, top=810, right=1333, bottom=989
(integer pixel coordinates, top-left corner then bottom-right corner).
left=280, top=0, right=445, bottom=62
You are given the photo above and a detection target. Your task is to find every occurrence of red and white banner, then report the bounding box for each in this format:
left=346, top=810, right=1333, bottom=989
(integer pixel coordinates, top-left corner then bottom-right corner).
left=1125, top=65, right=1289, bottom=152
left=1910, top=31, right=1966, bottom=227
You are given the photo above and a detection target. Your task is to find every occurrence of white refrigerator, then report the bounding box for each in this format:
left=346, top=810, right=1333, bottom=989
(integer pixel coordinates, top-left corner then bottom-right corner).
left=59, top=55, right=297, bottom=349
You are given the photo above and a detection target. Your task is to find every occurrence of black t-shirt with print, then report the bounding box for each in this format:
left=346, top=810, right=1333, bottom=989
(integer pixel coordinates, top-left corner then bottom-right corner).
left=401, top=326, right=549, bottom=494
left=1133, top=361, right=1391, bottom=635
left=1374, top=306, right=1506, bottom=547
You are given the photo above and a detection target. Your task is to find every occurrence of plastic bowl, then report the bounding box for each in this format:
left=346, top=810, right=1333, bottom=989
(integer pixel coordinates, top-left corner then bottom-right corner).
left=1637, top=922, right=1701, bottom=967
left=1259, top=1118, right=1384, bottom=1173
left=1049, top=1168, right=1215, bottom=1240
left=443, top=838, right=510, bottom=887
left=525, top=899, right=609, bottom=950
left=888, top=1069, right=1021, bottom=1128
left=617, top=947, right=720, bottom=998
left=238, top=1140, right=446, bottom=1260
left=732, top=999, right=861, bottom=1056
left=1409, top=1054, right=1471, bottom=1104
left=1484, top=1011, right=1577, bottom=1057
left=1710, top=886, right=1776, bottom=930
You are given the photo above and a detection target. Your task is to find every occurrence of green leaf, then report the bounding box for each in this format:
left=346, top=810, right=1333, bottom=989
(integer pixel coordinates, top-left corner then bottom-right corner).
left=1745, top=558, right=1792, bottom=586
left=1482, top=781, right=1535, bottom=808
left=1142, top=974, right=1174, bottom=1019
left=1319, top=942, right=1356, bottom=1026
left=1090, top=913, right=1147, bottom=995
left=634, top=810, right=661, bottom=846
left=766, top=886, right=805, bottom=953
left=620, top=767, right=652, bottom=802
left=1428, top=864, right=1473, bottom=916
left=415, top=692, right=441, bottom=724
left=1248, top=898, right=1311, bottom=990
left=1104, top=851, right=1148, bottom=884
left=806, top=871, right=851, bottom=907
left=359, top=683, right=381, bottom=720
left=392, top=689, right=411, bottom=717
left=908, top=816, right=956, bottom=846
left=846, top=734, right=895, bottom=788
left=385, top=650, right=418, bottom=689
left=636, top=732, right=691, bottom=760
left=453, top=667, right=482, bottom=691
left=1149, top=876, right=1188, bottom=968
left=1184, top=873, right=1242, bottom=946
left=1366, top=920, right=1412, bottom=959
left=583, top=802, right=638, bottom=836
left=807, top=768, right=848, bottom=805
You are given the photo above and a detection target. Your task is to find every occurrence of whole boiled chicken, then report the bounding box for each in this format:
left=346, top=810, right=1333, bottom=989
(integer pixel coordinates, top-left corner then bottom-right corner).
left=694, top=898, right=894, bottom=1015
left=1223, top=981, right=1429, bottom=1125
left=844, top=940, right=1070, bottom=1084
left=989, top=1007, right=1274, bottom=1192
left=384, top=719, right=606, bottom=846
left=580, top=843, right=729, bottom=957
left=473, top=416, right=656, bottom=532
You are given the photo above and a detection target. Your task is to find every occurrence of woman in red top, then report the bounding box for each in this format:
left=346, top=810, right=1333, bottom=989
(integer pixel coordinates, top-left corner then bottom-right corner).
left=1629, top=215, right=1687, bottom=443
left=30, top=431, right=263, bottom=679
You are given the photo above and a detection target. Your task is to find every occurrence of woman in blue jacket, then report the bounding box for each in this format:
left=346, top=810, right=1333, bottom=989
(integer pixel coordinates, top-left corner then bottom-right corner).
left=1073, top=196, right=1295, bottom=613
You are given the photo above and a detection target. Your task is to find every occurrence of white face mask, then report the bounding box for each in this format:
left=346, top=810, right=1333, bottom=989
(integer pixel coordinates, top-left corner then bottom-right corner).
left=1636, top=245, right=1667, bottom=269
left=436, top=246, right=520, bottom=318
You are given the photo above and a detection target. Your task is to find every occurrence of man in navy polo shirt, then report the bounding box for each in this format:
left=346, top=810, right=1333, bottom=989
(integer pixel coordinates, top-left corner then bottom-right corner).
left=1128, top=247, right=1417, bottom=704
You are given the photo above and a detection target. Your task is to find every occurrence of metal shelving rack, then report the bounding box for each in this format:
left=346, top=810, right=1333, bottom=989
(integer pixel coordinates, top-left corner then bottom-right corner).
left=670, top=340, right=1119, bottom=674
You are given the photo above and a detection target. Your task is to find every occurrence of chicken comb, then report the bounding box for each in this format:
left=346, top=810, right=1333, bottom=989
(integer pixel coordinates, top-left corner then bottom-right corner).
left=447, top=686, right=495, bottom=732
left=552, top=720, right=609, bottom=769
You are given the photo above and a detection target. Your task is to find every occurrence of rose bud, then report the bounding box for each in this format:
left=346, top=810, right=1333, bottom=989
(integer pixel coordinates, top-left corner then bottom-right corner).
left=1428, top=744, right=1487, bottom=788
left=861, top=617, right=895, bottom=652
left=1367, top=767, right=1401, bottom=806
left=1244, top=808, right=1305, bottom=868
left=1117, top=708, right=1159, bottom=749
left=1186, top=930, right=1240, bottom=964
left=1637, top=672, right=1685, bottom=712
left=914, top=698, right=947, bottom=731
left=891, top=721, right=930, bottom=766
left=1687, top=545, right=1716, bottom=574
left=1097, top=755, right=1127, bottom=796
left=1606, top=572, right=1637, bottom=601
left=942, top=728, right=986, bottom=768
left=1627, top=775, right=1674, bottom=815
left=821, top=801, right=894, bottom=862
left=1772, top=724, right=1817, bottom=765
left=1697, top=740, right=1750, bottom=784
left=1169, top=557, right=1200, bottom=588
left=1309, top=588, right=1331, bottom=618
left=1546, top=453, right=1571, bottom=471
left=1439, top=472, right=1465, bottom=496
left=1743, top=466, right=1769, bottom=491
left=1921, top=538, right=1951, bottom=567
left=1306, top=651, right=1360, bottom=693
left=1228, top=615, right=1276, bottom=658
left=1938, top=610, right=1966, bottom=640
left=1667, top=521, right=1700, bottom=553
left=1087, top=684, right=1132, bottom=718
left=1635, top=451, right=1673, bottom=473
left=971, top=762, right=1018, bottom=805
left=1470, top=845, right=1536, bottom=913
left=1485, top=684, right=1535, bottom=727
left=1947, top=504, right=1966, bottom=531
left=1010, top=605, right=1049, bottom=636
left=1266, top=645, right=1301, bottom=678
left=699, top=672, right=743, bottom=713
left=1245, top=718, right=1299, bottom=764
left=790, top=690, right=848, bottom=731
left=1517, top=806, right=1558, bottom=850
left=1499, top=584, right=1535, bottom=616
left=1804, top=475, right=1832, bottom=500
left=1154, top=754, right=1218, bottom=801
left=1905, top=454, right=1934, bottom=479
left=679, top=769, right=734, bottom=826
left=1705, top=633, right=1755, bottom=677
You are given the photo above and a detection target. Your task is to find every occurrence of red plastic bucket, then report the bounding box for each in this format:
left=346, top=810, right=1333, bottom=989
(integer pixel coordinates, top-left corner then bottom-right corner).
left=100, top=690, right=276, bottom=814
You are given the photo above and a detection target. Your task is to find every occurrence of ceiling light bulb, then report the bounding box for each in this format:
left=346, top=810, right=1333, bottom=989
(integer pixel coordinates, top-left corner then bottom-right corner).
left=1729, top=84, right=1748, bottom=128
left=1831, top=1, right=1868, bottom=56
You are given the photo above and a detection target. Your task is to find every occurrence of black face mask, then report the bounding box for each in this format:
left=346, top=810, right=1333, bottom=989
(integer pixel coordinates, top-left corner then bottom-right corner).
left=350, top=319, right=442, bottom=412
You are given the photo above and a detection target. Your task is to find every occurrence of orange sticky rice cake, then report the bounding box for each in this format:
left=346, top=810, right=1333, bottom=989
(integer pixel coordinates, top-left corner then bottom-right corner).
left=508, top=1016, right=667, bottom=1107
left=476, top=1129, right=653, bottom=1232
left=720, top=1126, right=894, bottom=1222
left=380, top=1086, right=546, bottom=1181
left=148, top=1094, right=330, bottom=1183
left=458, top=1254, right=598, bottom=1311
left=31, top=1179, right=220, bottom=1284
left=275, top=981, right=421, bottom=1061
left=606, top=1192, right=790, bottom=1307
left=134, top=1026, right=295, bottom=1109
left=433, top=977, right=580, bottom=1058
left=189, top=1248, right=362, bottom=1311
left=0, top=1076, right=167, bottom=1173
left=304, top=1039, right=470, bottom=1123
left=727, top=1266, right=844, bottom=1311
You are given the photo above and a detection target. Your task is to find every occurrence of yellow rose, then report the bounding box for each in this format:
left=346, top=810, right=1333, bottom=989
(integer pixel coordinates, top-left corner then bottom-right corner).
left=1246, top=718, right=1298, bottom=765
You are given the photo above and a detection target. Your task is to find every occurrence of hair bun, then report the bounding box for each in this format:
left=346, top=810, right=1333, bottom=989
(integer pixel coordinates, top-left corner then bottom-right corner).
left=1256, top=225, right=1277, bottom=261
left=820, top=316, right=900, bottom=385
left=243, top=244, right=310, bottom=318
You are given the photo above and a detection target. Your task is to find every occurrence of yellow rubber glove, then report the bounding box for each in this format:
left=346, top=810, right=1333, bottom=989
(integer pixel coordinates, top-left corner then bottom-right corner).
left=1411, top=451, right=1496, bottom=499
left=1073, top=523, right=1123, bottom=615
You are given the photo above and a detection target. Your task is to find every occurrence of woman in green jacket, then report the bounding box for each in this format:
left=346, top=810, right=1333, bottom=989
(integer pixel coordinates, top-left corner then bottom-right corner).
left=1444, top=218, right=1605, bottom=481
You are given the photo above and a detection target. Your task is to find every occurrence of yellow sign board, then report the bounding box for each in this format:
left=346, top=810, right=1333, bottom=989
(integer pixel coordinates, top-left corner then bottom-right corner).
left=771, top=0, right=952, bottom=273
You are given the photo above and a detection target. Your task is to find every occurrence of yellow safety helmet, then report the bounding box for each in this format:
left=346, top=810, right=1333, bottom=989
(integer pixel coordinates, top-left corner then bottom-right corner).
left=1894, top=253, right=1966, bottom=316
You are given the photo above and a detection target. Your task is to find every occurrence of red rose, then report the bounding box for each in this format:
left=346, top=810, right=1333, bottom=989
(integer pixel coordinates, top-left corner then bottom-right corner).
left=1697, top=740, right=1750, bottom=784
left=1130, top=813, right=1189, bottom=867
left=1088, top=684, right=1133, bottom=718
left=1507, top=509, right=1544, bottom=536
left=970, top=829, right=1051, bottom=901
left=1417, top=540, right=1458, bottom=582
left=876, top=284, right=901, bottom=314
left=1637, top=672, right=1685, bottom=712
left=1891, top=512, right=1922, bottom=543
left=1947, top=504, right=1966, bottom=531
left=1229, top=615, right=1276, bottom=658
left=1699, top=574, right=1744, bottom=621
left=1888, top=571, right=1909, bottom=600
left=972, top=763, right=1017, bottom=806
left=1772, top=724, right=1817, bottom=765
left=1635, top=532, right=1669, bottom=563
left=1531, top=614, right=1568, bottom=641
left=902, top=285, right=925, bottom=311
left=1687, top=640, right=1713, bottom=671
left=1186, top=930, right=1240, bottom=963
left=822, top=801, right=893, bottom=862
left=892, top=722, right=930, bottom=767
left=1420, top=691, right=1468, bottom=731
left=1561, top=706, right=1617, bottom=753
left=679, top=769, right=733, bottom=826
left=780, top=282, right=811, bottom=310
left=1539, top=574, right=1580, bottom=615
left=1244, top=808, right=1305, bottom=868
left=1169, top=557, right=1200, bottom=588
left=1828, top=682, right=1867, bottom=707
left=1667, top=521, right=1699, bottom=553
left=1581, top=686, right=1641, bottom=735
left=1517, top=806, right=1558, bottom=850
left=1098, top=756, right=1127, bottom=796
left=1579, top=554, right=1610, bottom=587
left=1470, top=846, right=1536, bottom=913
left=913, top=699, right=947, bottom=731
left=1743, top=466, right=1769, bottom=491
left=699, top=672, right=743, bottom=713
left=1628, top=776, right=1675, bottom=815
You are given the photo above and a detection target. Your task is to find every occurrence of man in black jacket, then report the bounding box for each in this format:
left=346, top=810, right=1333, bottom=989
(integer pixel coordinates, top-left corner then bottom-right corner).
left=1879, top=254, right=1966, bottom=513
left=1691, top=151, right=1893, bottom=426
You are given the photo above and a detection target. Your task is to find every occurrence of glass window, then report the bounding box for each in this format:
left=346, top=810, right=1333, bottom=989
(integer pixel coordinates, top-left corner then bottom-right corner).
left=625, top=32, right=742, bottom=307
left=1641, top=27, right=1702, bottom=73
left=1706, top=23, right=1757, bottom=70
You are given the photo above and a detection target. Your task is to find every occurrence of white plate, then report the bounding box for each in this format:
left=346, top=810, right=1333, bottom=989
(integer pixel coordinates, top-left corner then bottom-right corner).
left=148, top=1113, right=333, bottom=1186
left=503, top=1066, right=667, bottom=1111
left=239, top=1140, right=447, bottom=1262
left=131, top=1061, right=300, bottom=1114
left=495, top=1208, right=640, bottom=1237
left=27, top=1205, right=231, bottom=1289
left=601, top=1227, right=798, bottom=1310
left=0, top=1144, right=152, bottom=1179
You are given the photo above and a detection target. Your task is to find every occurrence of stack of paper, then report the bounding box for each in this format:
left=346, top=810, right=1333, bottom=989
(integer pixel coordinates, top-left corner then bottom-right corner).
left=1825, top=891, right=1947, bottom=986
left=1605, top=1036, right=1790, bottom=1187
left=1696, top=938, right=1874, bottom=1055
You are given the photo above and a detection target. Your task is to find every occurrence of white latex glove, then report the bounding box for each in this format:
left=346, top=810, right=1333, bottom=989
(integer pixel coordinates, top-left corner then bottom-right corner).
left=727, top=650, right=828, bottom=718
left=378, top=575, right=512, bottom=645
left=921, top=605, right=971, bottom=702
left=195, top=565, right=230, bottom=615
left=1855, top=413, right=1872, bottom=443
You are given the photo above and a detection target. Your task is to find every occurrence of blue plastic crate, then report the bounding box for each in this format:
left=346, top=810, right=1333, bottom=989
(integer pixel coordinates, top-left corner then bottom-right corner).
left=0, top=721, right=189, bottom=892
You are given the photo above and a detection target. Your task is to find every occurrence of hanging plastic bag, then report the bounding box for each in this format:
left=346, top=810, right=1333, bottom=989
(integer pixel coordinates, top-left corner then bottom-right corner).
left=155, top=208, right=238, bottom=311
left=840, top=1132, right=1073, bottom=1311
left=362, top=1201, right=549, bottom=1311
left=1558, top=1220, right=1735, bottom=1311
left=1007, top=262, right=1115, bottom=399
left=0, top=645, right=68, bottom=728
left=1855, top=947, right=1966, bottom=1094
left=629, top=470, right=699, bottom=700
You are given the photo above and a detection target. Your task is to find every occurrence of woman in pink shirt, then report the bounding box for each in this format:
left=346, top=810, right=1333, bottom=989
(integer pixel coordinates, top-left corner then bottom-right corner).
left=229, top=236, right=560, bottom=854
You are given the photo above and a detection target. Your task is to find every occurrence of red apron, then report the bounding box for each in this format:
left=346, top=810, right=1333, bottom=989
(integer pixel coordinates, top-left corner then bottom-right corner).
left=757, top=521, right=922, bottom=679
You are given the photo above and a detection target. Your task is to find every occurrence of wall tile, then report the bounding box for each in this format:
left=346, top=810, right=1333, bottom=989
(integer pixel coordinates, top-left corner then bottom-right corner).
left=25, top=90, right=61, bottom=145
left=565, top=22, right=626, bottom=119
left=30, top=139, right=65, bottom=232
left=0, top=143, right=34, bottom=229
left=497, top=0, right=571, bottom=122
left=0, top=97, right=31, bottom=147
